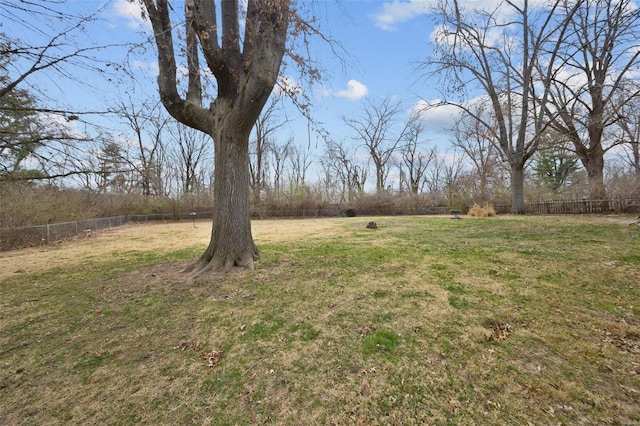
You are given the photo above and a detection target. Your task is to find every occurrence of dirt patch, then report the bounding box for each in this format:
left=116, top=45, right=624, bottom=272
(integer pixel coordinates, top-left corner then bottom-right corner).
left=0, top=218, right=346, bottom=281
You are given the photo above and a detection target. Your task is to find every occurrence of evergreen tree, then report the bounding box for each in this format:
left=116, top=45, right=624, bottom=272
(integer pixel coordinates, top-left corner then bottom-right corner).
left=532, top=140, right=583, bottom=194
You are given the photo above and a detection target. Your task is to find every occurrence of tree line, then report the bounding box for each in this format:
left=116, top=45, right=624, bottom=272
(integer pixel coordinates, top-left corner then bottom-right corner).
left=2, top=0, right=640, bottom=227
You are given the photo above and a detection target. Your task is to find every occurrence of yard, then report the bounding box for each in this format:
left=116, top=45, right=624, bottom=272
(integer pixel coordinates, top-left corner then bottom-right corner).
left=1, top=215, right=639, bottom=424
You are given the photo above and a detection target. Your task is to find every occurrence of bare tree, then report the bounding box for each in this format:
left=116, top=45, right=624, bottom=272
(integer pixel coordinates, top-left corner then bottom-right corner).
left=424, top=0, right=576, bottom=213
left=399, top=115, right=435, bottom=194
left=1, top=53, right=95, bottom=182
left=0, top=1, right=126, bottom=182
left=343, top=97, right=410, bottom=194
left=250, top=97, right=288, bottom=198
left=269, top=137, right=292, bottom=194
left=171, top=123, right=211, bottom=195
left=317, top=160, right=340, bottom=203
left=442, top=150, right=468, bottom=208
left=617, top=111, right=640, bottom=178
left=0, top=1, right=111, bottom=101
left=424, top=151, right=445, bottom=195
left=452, top=103, right=502, bottom=203
left=543, top=0, right=640, bottom=199
left=322, top=139, right=367, bottom=202
left=139, top=0, right=293, bottom=273
left=115, top=97, right=168, bottom=197
left=287, top=144, right=312, bottom=188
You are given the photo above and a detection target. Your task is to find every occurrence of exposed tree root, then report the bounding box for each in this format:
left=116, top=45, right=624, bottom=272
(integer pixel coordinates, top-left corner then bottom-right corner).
left=181, top=250, right=257, bottom=280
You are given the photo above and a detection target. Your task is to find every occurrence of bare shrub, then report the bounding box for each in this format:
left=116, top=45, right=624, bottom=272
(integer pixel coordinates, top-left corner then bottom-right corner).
left=350, top=193, right=398, bottom=215
left=0, top=183, right=193, bottom=228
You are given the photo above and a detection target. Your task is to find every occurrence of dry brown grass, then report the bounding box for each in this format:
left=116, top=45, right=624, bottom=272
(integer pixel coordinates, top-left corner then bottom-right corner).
left=0, top=218, right=342, bottom=281
left=467, top=202, right=497, bottom=217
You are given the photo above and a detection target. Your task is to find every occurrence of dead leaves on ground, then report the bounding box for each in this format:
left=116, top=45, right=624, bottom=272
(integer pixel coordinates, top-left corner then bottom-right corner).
left=603, top=331, right=640, bottom=354
left=357, top=323, right=376, bottom=339
left=177, top=341, right=223, bottom=368
left=486, top=322, right=512, bottom=342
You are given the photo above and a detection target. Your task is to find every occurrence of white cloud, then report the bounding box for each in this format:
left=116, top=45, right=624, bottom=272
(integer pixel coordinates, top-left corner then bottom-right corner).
left=113, top=133, right=138, bottom=150
left=131, top=60, right=159, bottom=76
left=275, top=75, right=302, bottom=96
left=374, top=0, right=555, bottom=31
left=430, top=22, right=507, bottom=51
left=334, top=80, right=368, bottom=100
left=430, top=24, right=453, bottom=45
left=373, top=0, right=433, bottom=31
left=112, top=0, right=151, bottom=31
left=412, top=99, right=461, bottom=134
left=34, top=113, right=86, bottom=140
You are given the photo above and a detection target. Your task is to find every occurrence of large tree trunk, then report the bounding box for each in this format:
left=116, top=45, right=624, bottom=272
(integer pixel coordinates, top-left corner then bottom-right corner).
left=633, top=141, right=640, bottom=178
left=479, top=173, right=488, bottom=204
left=510, top=164, right=526, bottom=214
left=374, top=161, right=384, bottom=193
left=580, top=149, right=607, bottom=200
left=186, top=123, right=258, bottom=275
left=411, top=181, right=419, bottom=195
left=142, top=0, right=289, bottom=274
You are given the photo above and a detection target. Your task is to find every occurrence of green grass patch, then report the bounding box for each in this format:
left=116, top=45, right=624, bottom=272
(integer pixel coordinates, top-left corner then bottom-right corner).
left=362, top=329, right=402, bottom=357
left=1, top=215, right=639, bottom=425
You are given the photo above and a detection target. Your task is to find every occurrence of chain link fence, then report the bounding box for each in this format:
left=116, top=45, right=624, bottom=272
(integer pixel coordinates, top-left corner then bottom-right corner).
left=1, top=216, right=130, bottom=249
left=1, top=207, right=440, bottom=250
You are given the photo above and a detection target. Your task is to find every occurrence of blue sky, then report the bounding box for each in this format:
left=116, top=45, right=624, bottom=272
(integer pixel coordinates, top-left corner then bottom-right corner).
left=4, top=0, right=459, bottom=167
left=301, top=1, right=441, bottom=137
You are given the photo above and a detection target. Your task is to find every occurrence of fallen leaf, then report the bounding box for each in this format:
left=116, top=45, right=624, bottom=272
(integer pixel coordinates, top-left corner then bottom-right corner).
left=487, top=322, right=512, bottom=342
left=202, top=350, right=223, bottom=368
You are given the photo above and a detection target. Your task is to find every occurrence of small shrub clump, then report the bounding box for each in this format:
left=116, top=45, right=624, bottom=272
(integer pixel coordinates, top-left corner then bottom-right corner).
left=468, top=202, right=497, bottom=217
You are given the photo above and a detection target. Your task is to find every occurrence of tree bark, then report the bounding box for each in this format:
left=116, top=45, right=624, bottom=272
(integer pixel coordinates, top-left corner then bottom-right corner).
left=582, top=151, right=607, bottom=200
left=186, top=123, right=258, bottom=273
left=142, top=0, right=290, bottom=275
left=510, top=164, right=526, bottom=214
left=571, top=132, right=607, bottom=199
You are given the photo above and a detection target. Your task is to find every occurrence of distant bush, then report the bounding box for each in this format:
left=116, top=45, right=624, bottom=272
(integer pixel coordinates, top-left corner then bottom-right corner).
left=468, top=202, right=496, bottom=217
left=346, top=192, right=449, bottom=216
left=0, top=183, right=214, bottom=227
left=342, top=208, right=357, bottom=217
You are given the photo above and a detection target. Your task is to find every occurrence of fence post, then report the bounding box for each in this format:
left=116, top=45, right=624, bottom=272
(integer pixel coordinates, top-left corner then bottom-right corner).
left=46, top=223, right=50, bottom=244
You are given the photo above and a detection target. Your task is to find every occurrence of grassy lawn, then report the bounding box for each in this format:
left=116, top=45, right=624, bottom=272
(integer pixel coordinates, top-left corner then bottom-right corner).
left=1, top=215, right=639, bottom=425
